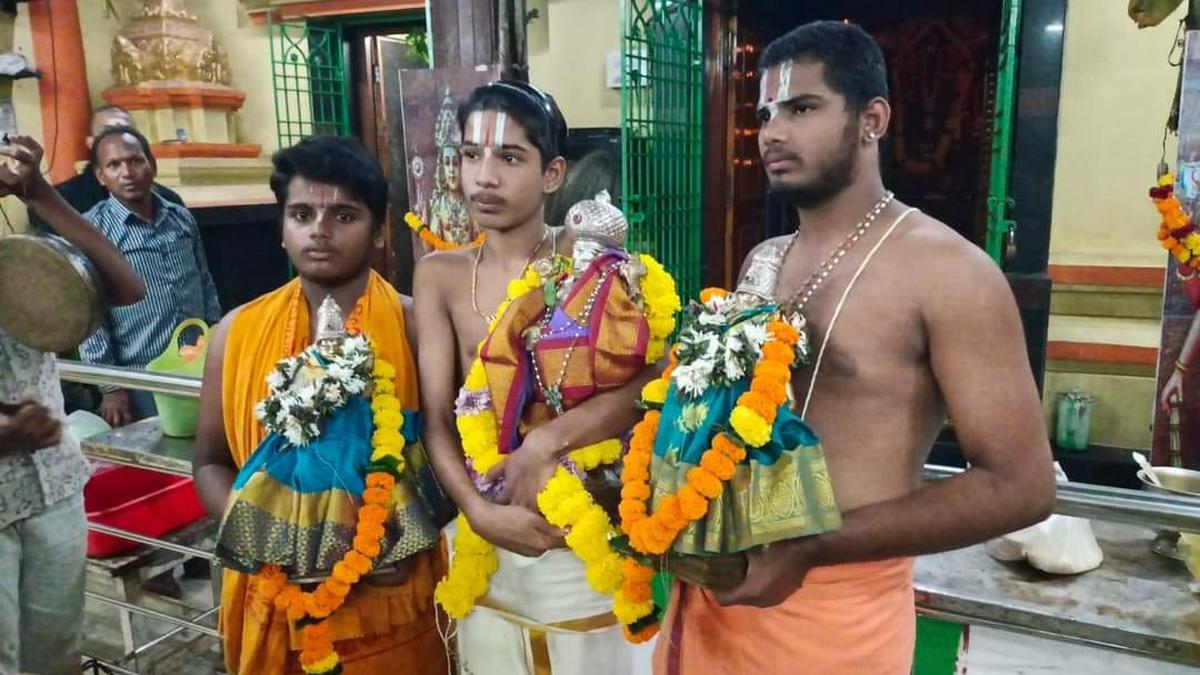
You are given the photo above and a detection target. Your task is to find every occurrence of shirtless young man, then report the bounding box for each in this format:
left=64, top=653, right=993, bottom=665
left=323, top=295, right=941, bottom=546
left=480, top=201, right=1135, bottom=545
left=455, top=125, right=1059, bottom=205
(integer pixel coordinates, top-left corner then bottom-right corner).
left=415, top=82, right=655, bottom=674
left=653, top=21, right=1057, bottom=675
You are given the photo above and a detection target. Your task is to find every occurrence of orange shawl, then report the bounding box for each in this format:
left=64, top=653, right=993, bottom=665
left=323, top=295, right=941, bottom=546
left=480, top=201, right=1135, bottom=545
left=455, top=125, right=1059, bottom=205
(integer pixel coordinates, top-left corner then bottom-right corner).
left=218, top=272, right=446, bottom=675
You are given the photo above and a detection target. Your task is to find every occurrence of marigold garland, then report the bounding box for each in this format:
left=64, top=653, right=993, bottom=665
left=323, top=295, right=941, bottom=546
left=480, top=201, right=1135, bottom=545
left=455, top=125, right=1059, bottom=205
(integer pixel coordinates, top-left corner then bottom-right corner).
left=251, top=350, right=404, bottom=674
left=406, top=211, right=485, bottom=251
left=615, top=312, right=799, bottom=640
left=639, top=254, right=682, bottom=363
left=620, top=315, right=797, bottom=558
left=436, top=253, right=677, bottom=641
left=1151, top=174, right=1200, bottom=268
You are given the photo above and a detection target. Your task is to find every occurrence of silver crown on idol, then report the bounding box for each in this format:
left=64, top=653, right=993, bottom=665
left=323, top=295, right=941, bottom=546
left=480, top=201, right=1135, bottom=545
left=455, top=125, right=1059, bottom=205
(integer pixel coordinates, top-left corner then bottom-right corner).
left=566, top=190, right=628, bottom=249
left=314, top=295, right=347, bottom=342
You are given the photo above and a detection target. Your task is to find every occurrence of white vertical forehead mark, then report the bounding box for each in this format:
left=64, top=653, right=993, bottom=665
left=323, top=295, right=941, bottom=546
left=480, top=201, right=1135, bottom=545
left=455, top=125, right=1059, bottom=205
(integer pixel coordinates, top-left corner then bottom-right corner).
left=776, top=60, right=792, bottom=104
left=758, top=60, right=793, bottom=107
left=759, top=67, right=777, bottom=107
left=494, top=111, right=507, bottom=147
left=470, top=111, right=483, bottom=145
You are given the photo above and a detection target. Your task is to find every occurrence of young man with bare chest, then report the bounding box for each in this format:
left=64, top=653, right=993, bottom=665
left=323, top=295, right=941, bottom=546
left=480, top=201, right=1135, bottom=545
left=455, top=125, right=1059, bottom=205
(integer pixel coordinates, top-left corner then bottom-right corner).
left=653, top=21, right=1057, bottom=675
left=415, top=82, right=657, bottom=674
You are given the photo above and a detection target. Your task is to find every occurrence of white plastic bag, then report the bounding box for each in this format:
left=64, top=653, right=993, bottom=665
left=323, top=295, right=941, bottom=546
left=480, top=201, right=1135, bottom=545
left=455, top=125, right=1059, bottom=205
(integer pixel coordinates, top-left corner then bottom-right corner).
left=65, top=409, right=111, bottom=440
left=984, top=463, right=1103, bottom=574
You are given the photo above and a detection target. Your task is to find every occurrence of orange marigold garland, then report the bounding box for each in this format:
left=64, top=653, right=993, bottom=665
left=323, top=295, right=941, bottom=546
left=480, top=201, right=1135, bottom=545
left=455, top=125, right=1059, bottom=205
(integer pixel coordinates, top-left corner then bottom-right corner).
left=250, top=351, right=404, bottom=675
left=406, top=211, right=485, bottom=251
left=1152, top=174, right=1200, bottom=268
left=621, top=315, right=797, bottom=554
left=616, top=312, right=800, bottom=642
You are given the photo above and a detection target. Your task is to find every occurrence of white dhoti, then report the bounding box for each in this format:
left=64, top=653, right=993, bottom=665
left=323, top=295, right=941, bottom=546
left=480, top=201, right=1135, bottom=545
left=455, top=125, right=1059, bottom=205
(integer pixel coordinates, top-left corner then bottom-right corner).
left=456, top=547, right=633, bottom=675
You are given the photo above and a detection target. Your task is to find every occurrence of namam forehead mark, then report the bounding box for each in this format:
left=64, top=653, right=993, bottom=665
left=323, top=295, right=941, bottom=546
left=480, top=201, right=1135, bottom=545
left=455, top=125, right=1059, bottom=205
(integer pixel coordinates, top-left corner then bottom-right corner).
left=464, top=109, right=512, bottom=159
left=287, top=179, right=363, bottom=222
left=757, top=60, right=794, bottom=123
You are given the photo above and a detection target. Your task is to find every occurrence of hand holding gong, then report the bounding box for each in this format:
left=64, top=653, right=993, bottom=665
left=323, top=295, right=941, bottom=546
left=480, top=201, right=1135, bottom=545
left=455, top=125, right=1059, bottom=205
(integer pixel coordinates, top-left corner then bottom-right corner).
left=0, top=135, right=45, bottom=199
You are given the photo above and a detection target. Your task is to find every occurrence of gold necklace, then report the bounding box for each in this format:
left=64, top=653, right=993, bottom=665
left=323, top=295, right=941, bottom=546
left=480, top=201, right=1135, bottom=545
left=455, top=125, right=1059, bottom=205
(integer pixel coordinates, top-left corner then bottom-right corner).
left=472, top=227, right=550, bottom=324
left=779, top=191, right=894, bottom=314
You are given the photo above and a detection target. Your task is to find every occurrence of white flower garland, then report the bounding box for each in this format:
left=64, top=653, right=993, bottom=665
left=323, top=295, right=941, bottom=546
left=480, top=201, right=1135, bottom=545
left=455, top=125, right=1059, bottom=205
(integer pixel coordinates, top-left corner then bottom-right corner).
left=670, top=293, right=805, bottom=399
left=255, top=335, right=374, bottom=447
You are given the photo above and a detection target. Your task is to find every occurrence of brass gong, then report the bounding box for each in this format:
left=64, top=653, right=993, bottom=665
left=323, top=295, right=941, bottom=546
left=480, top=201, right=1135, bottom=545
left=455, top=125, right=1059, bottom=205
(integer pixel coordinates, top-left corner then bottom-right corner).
left=0, top=234, right=104, bottom=353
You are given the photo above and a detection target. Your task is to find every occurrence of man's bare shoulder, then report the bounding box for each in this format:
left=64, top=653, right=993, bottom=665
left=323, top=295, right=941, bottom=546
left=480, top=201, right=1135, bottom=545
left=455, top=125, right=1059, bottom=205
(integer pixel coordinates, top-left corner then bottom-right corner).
left=891, top=210, right=1012, bottom=308
left=207, top=305, right=244, bottom=355
left=414, top=249, right=474, bottom=284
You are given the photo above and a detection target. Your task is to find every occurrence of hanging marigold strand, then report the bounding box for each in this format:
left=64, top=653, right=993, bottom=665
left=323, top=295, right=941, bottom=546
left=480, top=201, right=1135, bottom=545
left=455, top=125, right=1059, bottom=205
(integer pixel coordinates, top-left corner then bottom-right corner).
left=1151, top=174, right=1200, bottom=268
left=251, top=350, right=405, bottom=675
left=406, top=211, right=485, bottom=251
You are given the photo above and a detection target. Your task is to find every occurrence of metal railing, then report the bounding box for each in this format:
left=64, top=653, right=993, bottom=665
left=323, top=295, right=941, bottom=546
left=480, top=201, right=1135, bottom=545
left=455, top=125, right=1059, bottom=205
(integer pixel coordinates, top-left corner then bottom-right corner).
left=57, top=360, right=201, bottom=397
left=924, top=465, right=1200, bottom=533
left=57, top=361, right=1200, bottom=535
left=61, top=361, right=213, bottom=673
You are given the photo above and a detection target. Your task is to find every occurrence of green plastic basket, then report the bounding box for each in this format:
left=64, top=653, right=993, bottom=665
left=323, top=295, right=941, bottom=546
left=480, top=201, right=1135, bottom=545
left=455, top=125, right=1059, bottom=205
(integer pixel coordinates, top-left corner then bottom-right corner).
left=146, top=319, right=209, bottom=437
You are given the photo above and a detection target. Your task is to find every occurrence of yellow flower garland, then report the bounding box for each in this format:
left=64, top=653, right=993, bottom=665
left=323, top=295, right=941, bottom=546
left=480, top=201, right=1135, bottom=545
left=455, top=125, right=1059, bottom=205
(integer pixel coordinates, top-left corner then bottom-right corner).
left=639, top=254, right=682, bottom=364
left=254, top=350, right=406, bottom=675
left=435, top=252, right=680, bottom=642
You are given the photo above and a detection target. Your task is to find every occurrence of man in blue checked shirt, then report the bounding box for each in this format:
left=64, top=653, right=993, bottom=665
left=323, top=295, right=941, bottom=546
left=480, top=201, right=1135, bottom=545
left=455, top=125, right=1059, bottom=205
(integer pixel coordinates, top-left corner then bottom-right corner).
left=79, top=125, right=221, bottom=427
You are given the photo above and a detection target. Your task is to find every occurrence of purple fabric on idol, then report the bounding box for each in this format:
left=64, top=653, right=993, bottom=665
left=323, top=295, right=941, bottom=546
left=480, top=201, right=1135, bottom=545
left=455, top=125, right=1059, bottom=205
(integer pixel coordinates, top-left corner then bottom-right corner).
left=545, top=307, right=588, bottom=340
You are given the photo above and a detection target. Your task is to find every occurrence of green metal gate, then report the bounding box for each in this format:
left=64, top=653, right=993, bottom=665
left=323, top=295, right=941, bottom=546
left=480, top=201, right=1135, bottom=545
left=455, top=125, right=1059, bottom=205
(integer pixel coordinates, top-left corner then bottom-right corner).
left=985, top=0, right=1022, bottom=265
left=621, top=0, right=705, bottom=303
left=269, top=16, right=352, bottom=148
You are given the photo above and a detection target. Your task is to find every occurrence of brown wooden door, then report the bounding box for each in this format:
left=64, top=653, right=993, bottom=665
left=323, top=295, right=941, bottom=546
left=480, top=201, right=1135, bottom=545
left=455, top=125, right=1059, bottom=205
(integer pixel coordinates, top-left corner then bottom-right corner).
left=349, top=29, right=427, bottom=293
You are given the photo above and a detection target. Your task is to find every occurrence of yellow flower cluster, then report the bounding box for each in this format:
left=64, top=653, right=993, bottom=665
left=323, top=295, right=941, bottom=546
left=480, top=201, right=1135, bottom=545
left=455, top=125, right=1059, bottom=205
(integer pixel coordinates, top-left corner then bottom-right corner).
left=453, top=360, right=501, bottom=475
left=568, top=438, right=623, bottom=470
left=640, top=378, right=669, bottom=407
left=537, top=468, right=624, bottom=595
left=638, top=254, right=682, bottom=364
left=729, top=406, right=771, bottom=447
left=434, top=514, right=499, bottom=620
left=368, top=358, right=407, bottom=474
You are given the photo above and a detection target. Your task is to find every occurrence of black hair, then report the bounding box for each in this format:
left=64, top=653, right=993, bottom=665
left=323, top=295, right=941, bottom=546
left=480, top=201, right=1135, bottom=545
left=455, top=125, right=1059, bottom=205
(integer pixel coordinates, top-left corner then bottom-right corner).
left=760, top=21, right=888, bottom=113
left=90, top=125, right=155, bottom=169
left=269, top=135, right=389, bottom=229
left=545, top=150, right=619, bottom=228
left=456, top=80, right=568, bottom=169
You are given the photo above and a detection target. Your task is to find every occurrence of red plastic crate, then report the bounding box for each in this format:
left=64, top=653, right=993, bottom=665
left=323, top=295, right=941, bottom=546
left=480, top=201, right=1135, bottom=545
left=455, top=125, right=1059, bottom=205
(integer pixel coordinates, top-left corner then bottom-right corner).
left=84, top=466, right=206, bottom=557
